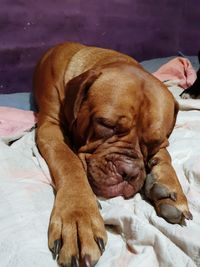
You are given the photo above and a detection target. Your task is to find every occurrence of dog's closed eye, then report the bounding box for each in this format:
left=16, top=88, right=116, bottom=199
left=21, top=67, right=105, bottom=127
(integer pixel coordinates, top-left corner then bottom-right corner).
left=94, top=117, right=130, bottom=138
left=94, top=118, right=115, bottom=138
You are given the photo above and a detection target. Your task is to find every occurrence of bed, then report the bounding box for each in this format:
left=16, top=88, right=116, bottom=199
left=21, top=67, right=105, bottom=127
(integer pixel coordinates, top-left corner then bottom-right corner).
left=0, top=56, right=200, bottom=267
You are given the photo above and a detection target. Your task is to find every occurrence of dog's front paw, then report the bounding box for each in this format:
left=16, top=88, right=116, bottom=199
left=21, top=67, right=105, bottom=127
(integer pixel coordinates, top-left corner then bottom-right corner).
left=48, top=189, right=107, bottom=267
left=145, top=173, right=193, bottom=225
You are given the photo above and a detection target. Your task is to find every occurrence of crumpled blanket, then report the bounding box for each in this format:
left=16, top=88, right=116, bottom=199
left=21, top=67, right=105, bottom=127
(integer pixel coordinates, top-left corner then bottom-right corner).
left=153, top=57, right=197, bottom=89
left=0, top=106, right=37, bottom=144
left=0, top=93, right=200, bottom=267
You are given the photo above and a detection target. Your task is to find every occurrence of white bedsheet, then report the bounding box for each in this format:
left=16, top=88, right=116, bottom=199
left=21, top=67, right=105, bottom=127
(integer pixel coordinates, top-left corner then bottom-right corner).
left=0, top=86, right=200, bottom=267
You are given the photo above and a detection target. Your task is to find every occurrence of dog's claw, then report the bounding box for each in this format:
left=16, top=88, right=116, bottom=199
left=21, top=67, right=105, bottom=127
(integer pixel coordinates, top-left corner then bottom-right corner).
left=71, top=256, right=79, bottom=267
left=97, top=200, right=102, bottom=210
left=180, top=217, right=187, bottom=226
left=96, top=237, right=105, bottom=254
left=83, top=254, right=92, bottom=267
left=59, top=256, right=79, bottom=267
left=183, top=210, right=193, bottom=220
left=180, top=211, right=193, bottom=226
left=170, top=192, right=177, bottom=201
left=148, top=157, right=159, bottom=169
left=51, top=239, right=62, bottom=260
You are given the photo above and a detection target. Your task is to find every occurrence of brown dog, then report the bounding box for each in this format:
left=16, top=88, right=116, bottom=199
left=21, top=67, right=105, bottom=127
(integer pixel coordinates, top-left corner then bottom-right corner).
left=33, top=42, right=192, bottom=267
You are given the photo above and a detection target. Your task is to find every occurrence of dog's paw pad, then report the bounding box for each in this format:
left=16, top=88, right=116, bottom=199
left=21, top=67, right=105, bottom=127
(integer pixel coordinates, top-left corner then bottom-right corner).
left=158, top=203, right=192, bottom=225
left=151, top=184, right=177, bottom=201
left=145, top=174, right=176, bottom=202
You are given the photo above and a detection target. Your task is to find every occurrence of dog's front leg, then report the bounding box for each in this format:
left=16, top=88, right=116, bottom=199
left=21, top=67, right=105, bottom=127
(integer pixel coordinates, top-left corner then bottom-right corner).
left=145, top=148, right=192, bottom=224
left=36, top=119, right=107, bottom=267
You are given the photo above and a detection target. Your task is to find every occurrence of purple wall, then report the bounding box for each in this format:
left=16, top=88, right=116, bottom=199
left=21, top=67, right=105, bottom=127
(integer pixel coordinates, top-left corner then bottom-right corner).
left=1, top=0, right=200, bottom=93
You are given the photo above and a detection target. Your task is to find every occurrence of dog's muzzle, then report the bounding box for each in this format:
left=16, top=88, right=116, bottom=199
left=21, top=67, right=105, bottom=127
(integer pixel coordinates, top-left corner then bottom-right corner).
left=86, top=152, right=146, bottom=198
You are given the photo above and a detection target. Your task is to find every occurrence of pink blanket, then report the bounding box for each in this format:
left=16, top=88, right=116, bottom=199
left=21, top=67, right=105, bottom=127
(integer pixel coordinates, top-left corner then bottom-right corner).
left=0, top=107, right=37, bottom=137
left=153, top=57, right=197, bottom=89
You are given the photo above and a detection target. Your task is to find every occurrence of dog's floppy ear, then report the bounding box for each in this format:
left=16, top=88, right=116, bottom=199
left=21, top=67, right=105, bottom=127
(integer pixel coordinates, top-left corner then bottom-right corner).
left=63, top=69, right=102, bottom=131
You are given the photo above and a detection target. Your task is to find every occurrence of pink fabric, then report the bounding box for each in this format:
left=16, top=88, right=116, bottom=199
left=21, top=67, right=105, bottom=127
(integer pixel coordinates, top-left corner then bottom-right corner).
left=153, top=57, right=197, bottom=89
left=0, top=107, right=37, bottom=137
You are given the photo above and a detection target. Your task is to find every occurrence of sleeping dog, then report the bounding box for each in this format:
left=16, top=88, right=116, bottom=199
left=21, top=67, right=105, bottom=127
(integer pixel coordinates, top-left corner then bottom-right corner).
left=180, top=51, right=200, bottom=99
left=34, top=42, right=192, bottom=267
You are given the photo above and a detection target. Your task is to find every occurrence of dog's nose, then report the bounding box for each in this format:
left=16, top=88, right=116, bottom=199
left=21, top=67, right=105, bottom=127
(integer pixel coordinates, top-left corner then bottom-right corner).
left=116, top=160, right=141, bottom=181
left=122, top=166, right=140, bottom=181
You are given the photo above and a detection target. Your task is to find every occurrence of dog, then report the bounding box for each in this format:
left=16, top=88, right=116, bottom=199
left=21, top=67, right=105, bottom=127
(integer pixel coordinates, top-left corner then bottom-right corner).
left=180, top=51, right=200, bottom=99
left=33, top=42, right=192, bottom=267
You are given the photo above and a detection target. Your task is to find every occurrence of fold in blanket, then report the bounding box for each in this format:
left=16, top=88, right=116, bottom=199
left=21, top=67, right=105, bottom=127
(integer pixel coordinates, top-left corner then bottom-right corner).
left=153, top=57, right=197, bottom=89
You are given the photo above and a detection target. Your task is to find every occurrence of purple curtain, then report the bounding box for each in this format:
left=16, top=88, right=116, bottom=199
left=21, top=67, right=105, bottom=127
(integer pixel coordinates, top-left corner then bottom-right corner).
left=1, top=0, right=200, bottom=93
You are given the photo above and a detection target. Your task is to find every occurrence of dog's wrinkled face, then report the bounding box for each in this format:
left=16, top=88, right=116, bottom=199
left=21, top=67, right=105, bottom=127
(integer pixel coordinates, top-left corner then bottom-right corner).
left=84, top=134, right=146, bottom=199
left=65, top=64, right=147, bottom=198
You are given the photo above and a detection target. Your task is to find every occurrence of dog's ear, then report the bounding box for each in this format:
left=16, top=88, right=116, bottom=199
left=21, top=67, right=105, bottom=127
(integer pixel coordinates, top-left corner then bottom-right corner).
left=198, top=51, right=200, bottom=63
left=63, top=69, right=102, bottom=131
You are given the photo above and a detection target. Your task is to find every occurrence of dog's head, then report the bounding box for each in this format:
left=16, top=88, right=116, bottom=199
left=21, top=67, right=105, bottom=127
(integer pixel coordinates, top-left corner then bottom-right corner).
left=63, top=63, right=165, bottom=198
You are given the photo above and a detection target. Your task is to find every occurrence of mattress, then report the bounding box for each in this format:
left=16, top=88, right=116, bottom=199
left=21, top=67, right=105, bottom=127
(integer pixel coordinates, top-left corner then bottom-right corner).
left=0, top=57, right=200, bottom=267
